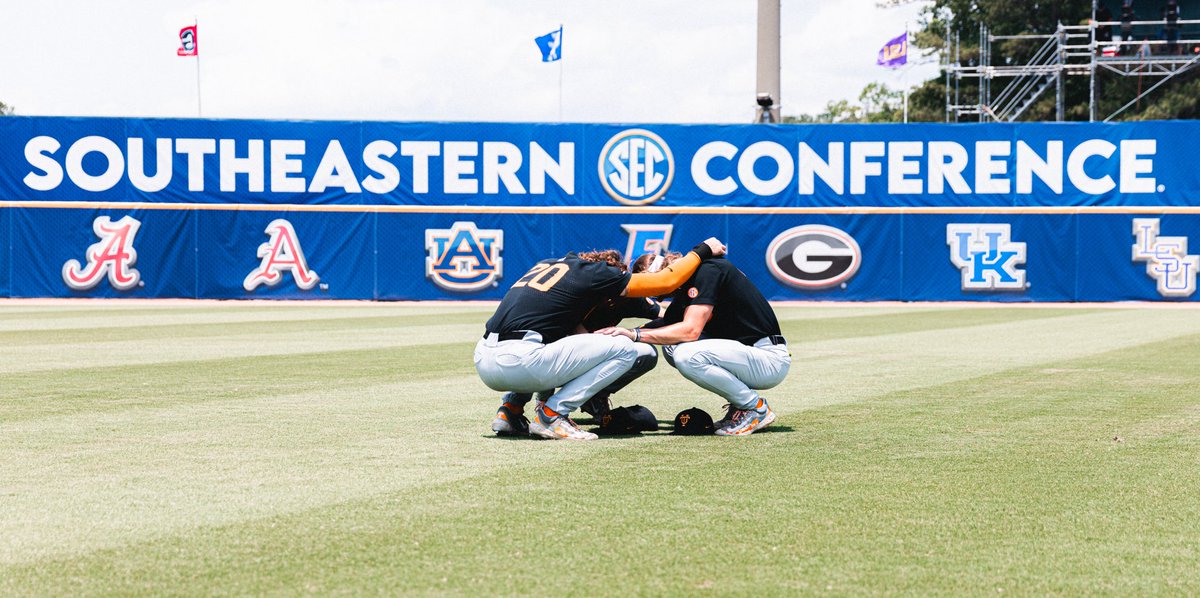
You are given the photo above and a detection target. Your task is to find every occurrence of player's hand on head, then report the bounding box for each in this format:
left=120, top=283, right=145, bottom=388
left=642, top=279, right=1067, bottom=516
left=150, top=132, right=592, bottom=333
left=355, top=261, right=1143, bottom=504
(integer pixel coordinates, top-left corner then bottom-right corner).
left=703, top=237, right=727, bottom=257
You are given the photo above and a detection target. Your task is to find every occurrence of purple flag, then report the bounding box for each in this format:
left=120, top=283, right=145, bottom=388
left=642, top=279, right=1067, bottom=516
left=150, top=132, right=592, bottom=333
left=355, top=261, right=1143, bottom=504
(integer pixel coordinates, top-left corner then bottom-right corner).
left=876, top=33, right=907, bottom=67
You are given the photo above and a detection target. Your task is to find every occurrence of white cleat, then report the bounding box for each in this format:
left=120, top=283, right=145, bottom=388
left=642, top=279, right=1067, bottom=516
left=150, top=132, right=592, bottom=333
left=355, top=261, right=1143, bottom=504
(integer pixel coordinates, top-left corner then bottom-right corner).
left=530, top=416, right=598, bottom=441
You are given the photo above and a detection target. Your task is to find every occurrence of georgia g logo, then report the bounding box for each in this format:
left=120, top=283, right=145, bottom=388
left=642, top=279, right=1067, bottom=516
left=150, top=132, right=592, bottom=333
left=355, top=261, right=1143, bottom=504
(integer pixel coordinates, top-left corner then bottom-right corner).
left=243, top=219, right=320, bottom=291
left=1132, top=218, right=1199, bottom=298
left=766, top=225, right=861, bottom=290
left=425, top=221, right=503, bottom=292
left=598, top=129, right=674, bottom=206
left=63, top=215, right=142, bottom=291
left=946, top=223, right=1027, bottom=291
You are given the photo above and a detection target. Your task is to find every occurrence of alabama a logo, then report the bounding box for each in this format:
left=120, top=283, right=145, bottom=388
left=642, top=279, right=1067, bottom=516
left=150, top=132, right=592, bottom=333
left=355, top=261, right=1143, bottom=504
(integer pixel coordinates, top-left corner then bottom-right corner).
left=766, top=225, right=861, bottom=290
left=946, top=224, right=1027, bottom=291
left=598, top=129, right=675, bottom=206
left=243, top=219, right=320, bottom=291
left=425, top=221, right=503, bottom=292
left=62, top=215, right=142, bottom=291
left=1132, top=218, right=1199, bottom=298
left=622, top=224, right=673, bottom=263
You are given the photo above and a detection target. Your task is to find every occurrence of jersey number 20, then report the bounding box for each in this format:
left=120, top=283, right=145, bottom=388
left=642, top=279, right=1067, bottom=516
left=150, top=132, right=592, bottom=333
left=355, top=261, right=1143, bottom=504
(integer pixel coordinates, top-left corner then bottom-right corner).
left=512, top=263, right=569, bottom=292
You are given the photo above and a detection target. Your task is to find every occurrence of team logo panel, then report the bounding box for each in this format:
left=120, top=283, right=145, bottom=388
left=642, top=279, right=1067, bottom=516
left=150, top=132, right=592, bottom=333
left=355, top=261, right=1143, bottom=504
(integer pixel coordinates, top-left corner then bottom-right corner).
left=62, top=215, right=142, bottom=292
left=425, top=221, right=504, bottom=292
left=1132, top=218, right=1199, bottom=298
left=598, top=129, right=675, bottom=206
left=946, top=223, right=1027, bottom=291
left=765, top=225, right=861, bottom=289
left=244, top=219, right=320, bottom=291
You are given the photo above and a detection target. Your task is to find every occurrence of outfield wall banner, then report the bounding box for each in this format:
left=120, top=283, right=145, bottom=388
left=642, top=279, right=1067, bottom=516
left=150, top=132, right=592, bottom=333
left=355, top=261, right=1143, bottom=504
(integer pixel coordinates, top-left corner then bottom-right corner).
left=2, top=116, right=1200, bottom=302
left=2, top=116, right=1199, bottom=208
left=4, top=207, right=1200, bottom=302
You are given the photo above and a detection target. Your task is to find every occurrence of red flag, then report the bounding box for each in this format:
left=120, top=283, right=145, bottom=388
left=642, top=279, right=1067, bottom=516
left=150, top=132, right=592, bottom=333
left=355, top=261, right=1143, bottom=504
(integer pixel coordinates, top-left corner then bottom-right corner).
left=177, top=25, right=198, bottom=56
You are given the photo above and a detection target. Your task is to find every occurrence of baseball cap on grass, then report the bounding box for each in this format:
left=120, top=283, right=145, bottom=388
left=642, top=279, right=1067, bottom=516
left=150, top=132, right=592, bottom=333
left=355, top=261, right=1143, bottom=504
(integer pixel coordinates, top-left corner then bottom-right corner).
left=594, top=405, right=659, bottom=435
left=672, top=407, right=714, bottom=435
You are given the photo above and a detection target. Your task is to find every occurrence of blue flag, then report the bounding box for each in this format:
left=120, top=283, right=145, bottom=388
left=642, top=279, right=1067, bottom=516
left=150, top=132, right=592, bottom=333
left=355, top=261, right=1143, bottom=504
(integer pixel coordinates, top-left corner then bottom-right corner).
left=535, top=26, right=563, bottom=62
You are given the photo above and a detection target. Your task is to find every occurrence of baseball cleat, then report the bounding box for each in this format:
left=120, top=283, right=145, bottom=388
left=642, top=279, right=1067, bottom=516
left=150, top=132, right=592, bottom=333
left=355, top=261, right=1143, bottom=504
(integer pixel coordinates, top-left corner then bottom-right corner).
left=712, top=403, right=740, bottom=431
left=714, top=398, right=775, bottom=436
left=531, top=404, right=598, bottom=440
left=580, top=394, right=612, bottom=419
left=491, top=404, right=530, bottom=437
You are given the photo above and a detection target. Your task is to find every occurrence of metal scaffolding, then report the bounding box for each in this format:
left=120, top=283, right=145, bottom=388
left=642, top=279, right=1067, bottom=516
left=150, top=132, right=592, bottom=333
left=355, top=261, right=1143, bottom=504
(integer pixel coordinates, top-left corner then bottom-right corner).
left=945, top=11, right=1200, bottom=122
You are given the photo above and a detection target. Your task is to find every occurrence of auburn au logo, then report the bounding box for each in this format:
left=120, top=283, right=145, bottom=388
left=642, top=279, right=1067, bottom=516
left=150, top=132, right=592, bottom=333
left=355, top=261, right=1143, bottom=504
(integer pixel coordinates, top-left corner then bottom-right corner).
left=62, top=215, right=142, bottom=291
left=425, top=221, right=504, bottom=292
left=243, top=219, right=320, bottom=291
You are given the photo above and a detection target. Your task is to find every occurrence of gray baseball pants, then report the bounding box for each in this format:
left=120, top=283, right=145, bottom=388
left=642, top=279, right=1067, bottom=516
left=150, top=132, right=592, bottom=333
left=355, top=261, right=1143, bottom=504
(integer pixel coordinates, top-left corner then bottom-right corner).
left=474, top=331, right=641, bottom=415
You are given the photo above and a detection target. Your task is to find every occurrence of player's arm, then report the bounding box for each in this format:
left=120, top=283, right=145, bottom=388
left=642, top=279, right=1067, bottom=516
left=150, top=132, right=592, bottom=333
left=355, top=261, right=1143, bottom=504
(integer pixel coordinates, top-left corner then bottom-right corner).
left=621, top=238, right=725, bottom=298
left=595, top=304, right=713, bottom=345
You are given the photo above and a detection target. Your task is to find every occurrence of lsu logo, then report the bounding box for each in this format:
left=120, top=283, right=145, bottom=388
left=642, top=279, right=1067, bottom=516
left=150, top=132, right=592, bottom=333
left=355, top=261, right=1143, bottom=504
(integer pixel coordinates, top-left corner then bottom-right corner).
left=1132, top=218, right=1199, bottom=298
left=765, top=225, right=861, bottom=290
left=63, top=215, right=142, bottom=291
left=622, top=224, right=673, bottom=263
left=425, top=221, right=503, bottom=292
left=598, top=129, right=674, bottom=205
left=946, top=224, right=1027, bottom=291
left=243, top=219, right=320, bottom=291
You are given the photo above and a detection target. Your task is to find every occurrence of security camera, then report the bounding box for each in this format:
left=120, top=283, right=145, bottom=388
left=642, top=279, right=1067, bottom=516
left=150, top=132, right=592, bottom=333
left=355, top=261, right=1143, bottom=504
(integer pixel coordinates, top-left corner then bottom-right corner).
left=756, top=93, right=774, bottom=108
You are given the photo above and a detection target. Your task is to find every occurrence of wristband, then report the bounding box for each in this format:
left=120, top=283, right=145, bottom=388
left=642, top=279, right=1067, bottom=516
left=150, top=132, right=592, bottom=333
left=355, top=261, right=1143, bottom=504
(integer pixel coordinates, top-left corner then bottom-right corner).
left=691, top=242, right=715, bottom=261
left=633, top=328, right=642, bottom=342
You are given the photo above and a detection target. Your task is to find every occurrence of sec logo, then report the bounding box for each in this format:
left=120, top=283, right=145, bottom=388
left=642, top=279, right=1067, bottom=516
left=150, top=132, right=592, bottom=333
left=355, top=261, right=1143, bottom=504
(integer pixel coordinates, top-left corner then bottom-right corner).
left=766, top=225, right=862, bottom=290
left=598, top=129, right=674, bottom=205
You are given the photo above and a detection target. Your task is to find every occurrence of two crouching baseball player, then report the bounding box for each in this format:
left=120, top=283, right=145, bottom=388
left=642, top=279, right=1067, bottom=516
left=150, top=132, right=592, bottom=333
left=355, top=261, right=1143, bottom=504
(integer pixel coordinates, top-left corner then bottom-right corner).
left=597, top=253, right=790, bottom=436
left=474, top=238, right=726, bottom=440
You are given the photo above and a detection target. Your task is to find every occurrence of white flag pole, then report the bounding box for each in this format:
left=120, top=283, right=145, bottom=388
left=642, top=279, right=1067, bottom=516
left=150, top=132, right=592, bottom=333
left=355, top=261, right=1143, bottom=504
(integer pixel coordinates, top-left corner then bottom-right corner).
left=558, top=26, right=563, bottom=121
left=194, top=17, right=203, bottom=117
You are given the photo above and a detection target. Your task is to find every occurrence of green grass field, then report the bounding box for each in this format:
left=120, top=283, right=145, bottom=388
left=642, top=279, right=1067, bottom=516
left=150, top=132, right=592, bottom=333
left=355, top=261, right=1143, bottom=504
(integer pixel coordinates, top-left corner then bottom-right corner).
left=2, top=301, right=1199, bottom=595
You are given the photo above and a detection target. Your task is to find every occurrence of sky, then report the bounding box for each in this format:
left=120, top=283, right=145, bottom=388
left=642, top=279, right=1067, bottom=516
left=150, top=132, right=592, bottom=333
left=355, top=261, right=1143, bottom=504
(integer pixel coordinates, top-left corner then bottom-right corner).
left=0, top=0, right=941, bottom=124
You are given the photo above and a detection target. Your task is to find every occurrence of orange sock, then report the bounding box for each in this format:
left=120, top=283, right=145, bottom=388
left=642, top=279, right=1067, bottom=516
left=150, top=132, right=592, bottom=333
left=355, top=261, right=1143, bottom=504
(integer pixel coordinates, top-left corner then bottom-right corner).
left=542, top=404, right=560, bottom=418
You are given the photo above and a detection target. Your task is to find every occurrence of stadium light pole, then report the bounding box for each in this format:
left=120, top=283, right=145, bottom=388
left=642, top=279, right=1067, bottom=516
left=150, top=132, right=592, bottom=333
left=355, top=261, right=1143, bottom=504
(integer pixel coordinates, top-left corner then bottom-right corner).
left=756, top=0, right=781, bottom=123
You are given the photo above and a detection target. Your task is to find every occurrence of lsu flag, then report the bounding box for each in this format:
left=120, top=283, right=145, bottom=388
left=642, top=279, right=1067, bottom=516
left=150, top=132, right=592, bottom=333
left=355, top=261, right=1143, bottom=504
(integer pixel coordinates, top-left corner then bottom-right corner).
left=876, top=32, right=906, bottom=67
left=177, top=25, right=198, bottom=56
left=535, top=26, right=562, bottom=62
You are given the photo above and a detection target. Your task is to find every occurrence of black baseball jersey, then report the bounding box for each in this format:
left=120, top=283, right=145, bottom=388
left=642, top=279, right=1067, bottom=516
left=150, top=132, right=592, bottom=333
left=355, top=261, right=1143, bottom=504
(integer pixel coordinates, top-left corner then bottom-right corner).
left=486, top=253, right=632, bottom=343
left=581, top=296, right=661, bottom=331
left=659, top=257, right=781, bottom=345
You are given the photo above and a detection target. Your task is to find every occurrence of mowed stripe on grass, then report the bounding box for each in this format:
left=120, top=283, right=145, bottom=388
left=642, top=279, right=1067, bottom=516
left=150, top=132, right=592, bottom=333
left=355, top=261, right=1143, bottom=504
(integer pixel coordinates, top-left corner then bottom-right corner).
left=1, top=303, right=1198, bottom=594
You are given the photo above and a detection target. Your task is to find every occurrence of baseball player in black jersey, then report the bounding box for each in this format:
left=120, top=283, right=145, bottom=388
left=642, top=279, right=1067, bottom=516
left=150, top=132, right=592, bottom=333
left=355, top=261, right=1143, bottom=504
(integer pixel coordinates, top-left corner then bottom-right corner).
left=493, top=256, right=665, bottom=423
left=598, top=254, right=790, bottom=436
left=476, top=237, right=726, bottom=440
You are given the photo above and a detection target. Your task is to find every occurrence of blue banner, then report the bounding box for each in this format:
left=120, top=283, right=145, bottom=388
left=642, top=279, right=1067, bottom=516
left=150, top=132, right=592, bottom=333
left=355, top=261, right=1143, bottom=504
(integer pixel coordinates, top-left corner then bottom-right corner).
left=4, top=207, right=1198, bottom=301
left=2, top=117, right=1199, bottom=302
left=2, top=116, right=1198, bottom=208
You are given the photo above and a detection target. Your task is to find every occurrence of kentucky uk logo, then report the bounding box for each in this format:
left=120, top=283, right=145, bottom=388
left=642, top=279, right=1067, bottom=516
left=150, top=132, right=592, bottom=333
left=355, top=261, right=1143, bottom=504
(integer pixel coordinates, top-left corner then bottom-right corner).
left=425, top=221, right=503, bottom=292
left=1132, top=218, right=1199, bottom=298
left=946, top=223, right=1027, bottom=291
left=598, top=129, right=675, bottom=206
left=63, top=215, right=143, bottom=291
left=766, top=225, right=861, bottom=290
left=243, top=219, right=320, bottom=291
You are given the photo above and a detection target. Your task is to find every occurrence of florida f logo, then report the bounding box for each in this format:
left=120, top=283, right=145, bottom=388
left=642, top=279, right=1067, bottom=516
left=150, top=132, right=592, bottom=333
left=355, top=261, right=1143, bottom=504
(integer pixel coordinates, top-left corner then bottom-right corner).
left=425, top=221, right=504, bottom=292
left=1132, top=218, right=1199, bottom=298
left=243, top=219, right=320, bottom=291
left=947, top=224, right=1027, bottom=291
left=598, top=129, right=675, bottom=206
left=63, top=215, right=142, bottom=291
left=622, top=224, right=673, bottom=264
